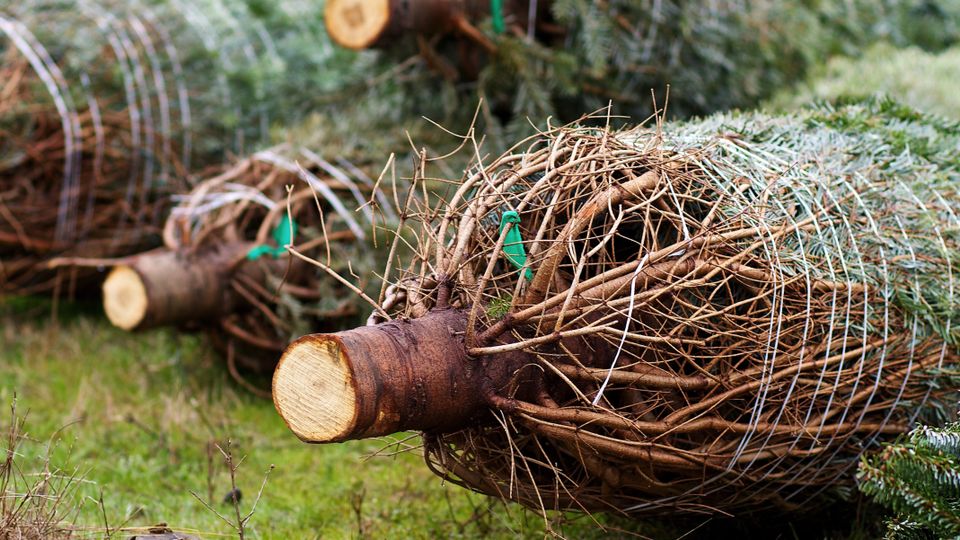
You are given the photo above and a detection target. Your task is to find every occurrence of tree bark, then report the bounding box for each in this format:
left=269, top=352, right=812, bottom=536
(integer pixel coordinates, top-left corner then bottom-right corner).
left=102, top=243, right=253, bottom=331
left=325, top=0, right=524, bottom=50
left=272, top=308, right=530, bottom=443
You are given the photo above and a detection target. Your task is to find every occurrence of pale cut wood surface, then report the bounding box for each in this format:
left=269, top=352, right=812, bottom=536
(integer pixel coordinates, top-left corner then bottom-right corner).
left=325, top=0, right=391, bottom=49
left=103, top=265, right=149, bottom=331
left=273, top=335, right=358, bottom=442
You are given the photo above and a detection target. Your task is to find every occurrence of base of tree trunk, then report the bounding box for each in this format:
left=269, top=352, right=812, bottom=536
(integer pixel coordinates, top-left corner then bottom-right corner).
left=102, top=244, right=251, bottom=331
left=273, top=308, right=530, bottom=443
left=324, top=0, right=495, bottom=49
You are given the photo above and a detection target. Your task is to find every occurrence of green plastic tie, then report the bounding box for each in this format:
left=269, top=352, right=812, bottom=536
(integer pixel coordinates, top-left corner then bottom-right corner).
left=499, top=211, right=533, bottom=281
left=247, top=214, right=297, bottom=261
left=490, top=0, right=505, bottom=34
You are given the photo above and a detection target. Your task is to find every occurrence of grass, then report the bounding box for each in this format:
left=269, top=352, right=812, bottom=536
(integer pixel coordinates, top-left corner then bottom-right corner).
left=0, top=298, right=893, bottom=539
left=1, top=298, right=665, bottom=539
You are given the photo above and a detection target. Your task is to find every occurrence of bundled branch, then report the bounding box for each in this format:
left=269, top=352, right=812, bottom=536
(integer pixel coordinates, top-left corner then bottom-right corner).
left=0, top=0, right=350, bottom=295
left=323, top=0, right=960, bottom=140
left=102, top=145, right=394, bottom=393
left=274, top=98, right=960, bottom=518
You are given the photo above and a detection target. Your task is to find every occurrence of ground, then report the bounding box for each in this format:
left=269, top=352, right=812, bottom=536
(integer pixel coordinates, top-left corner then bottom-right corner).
left=0, top=297, right=885, bottom=539
left=1, top=298, right=659, bottom=538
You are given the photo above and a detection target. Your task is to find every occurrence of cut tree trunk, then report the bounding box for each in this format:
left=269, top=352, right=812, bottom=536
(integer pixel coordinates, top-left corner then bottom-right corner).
left=102, top=243, right=254, bottom=331
left=273, top=308, right=531, bottom=442
left=324, top=0, right=525, bottom=49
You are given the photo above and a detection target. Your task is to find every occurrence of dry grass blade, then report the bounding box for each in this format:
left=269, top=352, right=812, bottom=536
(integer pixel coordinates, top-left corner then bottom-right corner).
left=0, top=0, right=338, bottom=297
left=1, top=398, right=81, bottom=539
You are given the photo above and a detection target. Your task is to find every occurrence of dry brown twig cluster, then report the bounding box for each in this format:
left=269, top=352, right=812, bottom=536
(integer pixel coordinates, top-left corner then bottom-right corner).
left=1, top=0, right=329, bottom=298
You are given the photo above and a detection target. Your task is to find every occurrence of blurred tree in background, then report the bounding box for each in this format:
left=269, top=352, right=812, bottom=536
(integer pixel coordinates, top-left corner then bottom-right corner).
left=771, top=43, right=960, bottom=120
left=314, top=0, right=960, bottom=149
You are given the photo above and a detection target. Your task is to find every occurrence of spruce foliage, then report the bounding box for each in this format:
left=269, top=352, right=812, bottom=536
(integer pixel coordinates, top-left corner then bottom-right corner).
left=492, top=0, right=960, bottom=123
left=859, top=421, right=960, bottom=539
left=328, top=0, right=960, bottom=147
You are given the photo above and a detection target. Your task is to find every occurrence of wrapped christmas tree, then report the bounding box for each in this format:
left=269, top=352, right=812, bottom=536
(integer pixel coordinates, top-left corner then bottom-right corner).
left=0, top=0, right=355, bottom=295
left=322, top=0, right=960, bottom=139
left=273, top=98, right=960, bottom=517
left=100, top=143, right=396, bottom=393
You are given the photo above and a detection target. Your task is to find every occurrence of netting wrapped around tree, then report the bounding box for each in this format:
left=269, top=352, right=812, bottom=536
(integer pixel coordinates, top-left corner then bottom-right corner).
left=0, top=0, right=349, bottom=295
left=273, top=99, right=960, bottom=518
left=101, top=144, right=395, bottom=394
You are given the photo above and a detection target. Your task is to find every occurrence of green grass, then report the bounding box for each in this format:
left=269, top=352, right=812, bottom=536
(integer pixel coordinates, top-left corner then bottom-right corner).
left=0, top=299, right=653, bottom=539
left=0, top=299, right=892, bottom=539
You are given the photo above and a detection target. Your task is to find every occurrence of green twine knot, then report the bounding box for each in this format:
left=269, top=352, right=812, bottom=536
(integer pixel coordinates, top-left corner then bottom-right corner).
left=247, top=214, right=297, bottom=260
left=491, top=0, right=505, bottom=34
left=499, top=211, right=532, bottom=281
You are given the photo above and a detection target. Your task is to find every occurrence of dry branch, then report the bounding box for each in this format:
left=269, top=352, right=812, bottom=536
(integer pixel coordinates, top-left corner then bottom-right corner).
left=0, top=0, right=336, bottom=296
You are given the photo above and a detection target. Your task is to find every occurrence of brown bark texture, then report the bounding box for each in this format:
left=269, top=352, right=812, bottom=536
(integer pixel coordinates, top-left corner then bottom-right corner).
left=324, top=0, right=530, bottom=49
left=102, top=243, right=253, bottom=331
left=274, top=309, right=532, bottom=442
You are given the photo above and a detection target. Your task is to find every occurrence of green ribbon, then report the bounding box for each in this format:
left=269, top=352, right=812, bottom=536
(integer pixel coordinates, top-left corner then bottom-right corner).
left=247, top=214, right=297, bottom=260
left=499, top=211, right=532, bottom=281
left=490, top=0, right=505, bottom=34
